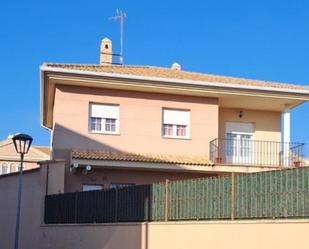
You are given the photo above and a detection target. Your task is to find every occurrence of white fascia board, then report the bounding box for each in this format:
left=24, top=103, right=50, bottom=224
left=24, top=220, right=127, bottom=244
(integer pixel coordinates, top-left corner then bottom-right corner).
left=40, top=66, right=309, bottom=96
left=40, top=69, right=51, bottom=130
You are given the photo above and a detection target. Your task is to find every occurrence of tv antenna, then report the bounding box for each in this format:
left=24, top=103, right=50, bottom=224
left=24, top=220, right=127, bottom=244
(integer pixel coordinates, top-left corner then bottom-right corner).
left=109, top=9, right=126, bottom=64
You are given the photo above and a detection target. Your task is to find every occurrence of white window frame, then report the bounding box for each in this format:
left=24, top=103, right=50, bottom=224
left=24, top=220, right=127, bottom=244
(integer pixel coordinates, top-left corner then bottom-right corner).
left=162, top=108, right=190, bottom=139
left=89, top=103, right=120, bottom=134
left=1, top=163, right=8, bottom=175
left=9, top=163, right=15, bottom=173
left=225, top=122, right=254, bottom=165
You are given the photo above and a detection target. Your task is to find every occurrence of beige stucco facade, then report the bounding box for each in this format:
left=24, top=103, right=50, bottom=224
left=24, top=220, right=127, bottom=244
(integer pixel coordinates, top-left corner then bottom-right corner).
left=219, top=107, right=281, bottom=142
left=52, top=85, right=282, bottom=157
left=52, top=85, right=219, bottom=156
left=48, top=84, right=287, bottom=190
left=0, top=139, right=50, bottom=175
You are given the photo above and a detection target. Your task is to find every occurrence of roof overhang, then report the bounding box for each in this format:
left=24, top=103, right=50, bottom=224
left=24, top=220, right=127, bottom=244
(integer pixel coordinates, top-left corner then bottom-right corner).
left=40, top=66, right=309, bottom=129
left=72, top=158, right=284, bottom=174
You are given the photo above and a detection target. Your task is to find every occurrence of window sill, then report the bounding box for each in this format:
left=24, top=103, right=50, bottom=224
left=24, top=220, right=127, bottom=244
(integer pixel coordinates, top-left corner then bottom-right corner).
left=162, top=136, right=191, bottom=140
left=89, top=131, right=120, bottom=136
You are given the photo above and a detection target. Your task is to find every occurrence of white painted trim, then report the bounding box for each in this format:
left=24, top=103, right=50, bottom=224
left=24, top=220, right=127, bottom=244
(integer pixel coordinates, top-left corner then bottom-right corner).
left=40, top=66, right=309, bottom=95
left=282, top=108, right=291, bottom=166
left=71, top=159, right=284, bottom=174
left=283, top=108, right=291, bottom=144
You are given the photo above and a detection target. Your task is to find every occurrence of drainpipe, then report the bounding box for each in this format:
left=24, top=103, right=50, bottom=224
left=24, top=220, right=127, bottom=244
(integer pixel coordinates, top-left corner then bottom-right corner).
left=283, top=107, right=291, bottom=166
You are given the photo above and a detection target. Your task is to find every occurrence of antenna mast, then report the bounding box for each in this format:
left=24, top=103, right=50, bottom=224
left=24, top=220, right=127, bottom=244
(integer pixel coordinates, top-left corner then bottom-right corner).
left=109, top=9, right=126, bottom=64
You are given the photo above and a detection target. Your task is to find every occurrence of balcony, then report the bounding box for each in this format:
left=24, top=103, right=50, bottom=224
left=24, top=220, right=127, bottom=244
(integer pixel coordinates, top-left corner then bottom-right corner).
left=209, top=138, right=305, bottom=167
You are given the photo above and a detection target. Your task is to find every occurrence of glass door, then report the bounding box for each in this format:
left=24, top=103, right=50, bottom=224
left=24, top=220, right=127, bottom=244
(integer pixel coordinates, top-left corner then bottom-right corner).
left=225, top=122, right=254, bottom=165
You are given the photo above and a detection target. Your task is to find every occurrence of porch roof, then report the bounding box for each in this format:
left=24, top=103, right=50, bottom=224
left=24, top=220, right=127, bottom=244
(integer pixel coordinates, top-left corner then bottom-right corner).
left=71, top=149, right=214, bottom=167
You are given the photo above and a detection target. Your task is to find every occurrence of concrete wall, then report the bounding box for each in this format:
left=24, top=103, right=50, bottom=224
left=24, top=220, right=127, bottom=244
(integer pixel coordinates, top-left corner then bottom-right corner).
left=1, top=165, right=309, bottom=249
left=0, top=169, right=43, bottom=249
left=52, top=85, right=219, bottom=157
left=39, top=220, right=309, bottom=249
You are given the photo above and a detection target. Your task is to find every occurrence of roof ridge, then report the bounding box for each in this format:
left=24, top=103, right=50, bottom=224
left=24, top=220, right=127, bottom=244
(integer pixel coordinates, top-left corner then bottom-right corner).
left=43, top=62, right=153, bottom=69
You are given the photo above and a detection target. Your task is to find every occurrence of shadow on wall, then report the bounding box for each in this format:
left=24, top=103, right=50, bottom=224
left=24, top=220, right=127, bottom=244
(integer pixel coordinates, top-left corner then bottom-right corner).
left=59, top=84, right=217, bottom=104
left=52, top=123, right=124, bottom=153
left=44, top=185, right=153, bottom=249
left=52, top=123, right=212, bottom=169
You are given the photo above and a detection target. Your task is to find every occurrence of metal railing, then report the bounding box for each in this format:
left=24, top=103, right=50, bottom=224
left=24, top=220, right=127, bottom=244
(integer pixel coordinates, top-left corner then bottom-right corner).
left=209, top=138, right=305, bottom=167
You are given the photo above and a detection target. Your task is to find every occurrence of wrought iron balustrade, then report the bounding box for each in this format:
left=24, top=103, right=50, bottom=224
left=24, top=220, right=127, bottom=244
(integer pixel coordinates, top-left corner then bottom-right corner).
left=209, top=138, right=305, bottom=167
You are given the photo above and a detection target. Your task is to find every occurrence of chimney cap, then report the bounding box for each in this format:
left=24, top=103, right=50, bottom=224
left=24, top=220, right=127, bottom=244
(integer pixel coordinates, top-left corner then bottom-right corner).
left=171, top=62, right=181, bottom=71
left=102, top=37, right=111, bottom=42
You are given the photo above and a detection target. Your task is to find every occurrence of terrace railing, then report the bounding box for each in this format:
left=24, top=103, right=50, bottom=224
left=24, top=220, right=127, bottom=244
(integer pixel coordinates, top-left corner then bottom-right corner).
left=209, top=138, right=305, bottom=167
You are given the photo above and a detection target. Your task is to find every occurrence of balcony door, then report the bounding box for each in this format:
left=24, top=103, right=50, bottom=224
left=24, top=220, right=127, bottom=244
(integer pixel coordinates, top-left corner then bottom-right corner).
left=225, top=122, right=254, bottom=165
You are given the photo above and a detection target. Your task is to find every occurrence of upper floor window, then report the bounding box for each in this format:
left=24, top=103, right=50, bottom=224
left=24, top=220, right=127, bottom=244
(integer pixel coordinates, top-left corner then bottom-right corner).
left=89, top=103, right=119, bottom=134
left=162, top=108, right=190, bottom=139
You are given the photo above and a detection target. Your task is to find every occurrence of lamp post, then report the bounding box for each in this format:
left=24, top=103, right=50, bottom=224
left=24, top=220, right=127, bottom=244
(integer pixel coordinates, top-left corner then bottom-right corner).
left=12, top=133, right=33, bottom=249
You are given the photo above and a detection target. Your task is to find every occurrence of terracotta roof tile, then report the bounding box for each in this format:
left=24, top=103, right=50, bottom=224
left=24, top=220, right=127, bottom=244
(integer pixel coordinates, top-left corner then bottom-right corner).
left=43, top=63, right=309, bottom=91
left=71, top=150, right=214, bottom=166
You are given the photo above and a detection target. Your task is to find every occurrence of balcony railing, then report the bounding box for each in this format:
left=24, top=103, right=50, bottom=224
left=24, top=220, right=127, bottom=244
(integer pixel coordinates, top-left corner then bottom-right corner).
left=209, top=138, right=305, bottom=167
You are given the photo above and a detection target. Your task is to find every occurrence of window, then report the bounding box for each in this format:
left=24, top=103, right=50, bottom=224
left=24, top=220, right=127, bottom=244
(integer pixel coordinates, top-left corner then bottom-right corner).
left=162, top=109, right=190, bottom=138
left=1, top=163, right=8, bottom=174
left=225, top=122, right=254, bottom=164
left=89, top=103, right=119, bottom=134
left=110, top=183, right=136, bottom=189
left=10, top=164, right=15, bottom=173
left=82, top=184, right=103, bottom=192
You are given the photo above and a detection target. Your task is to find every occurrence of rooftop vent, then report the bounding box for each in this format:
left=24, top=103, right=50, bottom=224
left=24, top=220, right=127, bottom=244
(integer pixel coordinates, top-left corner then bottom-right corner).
left=171, top=62, right=181, bottom=71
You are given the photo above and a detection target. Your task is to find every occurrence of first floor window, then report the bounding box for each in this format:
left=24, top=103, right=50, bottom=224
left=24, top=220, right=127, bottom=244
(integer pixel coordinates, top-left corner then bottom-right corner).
left=90, top=103, right=119, bottom=133
left=110, top=183, right=136, bottom=189
left=10, top=164, right=15, bottom=173
left=162, top=109, right=190, bottom=138
left=1, top=163, right=8, bottom=174
left=82, top=184, right=103, bottom=192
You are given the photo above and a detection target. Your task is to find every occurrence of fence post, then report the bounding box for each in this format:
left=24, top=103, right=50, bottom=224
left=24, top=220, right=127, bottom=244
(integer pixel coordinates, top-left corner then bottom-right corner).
left=115, top=188, right=118, bottom=222
left=231, top=172, right=235, bottom=220
left=75, top=192, right=78, bottom=223
left=165, top=179, right=169, bottom=222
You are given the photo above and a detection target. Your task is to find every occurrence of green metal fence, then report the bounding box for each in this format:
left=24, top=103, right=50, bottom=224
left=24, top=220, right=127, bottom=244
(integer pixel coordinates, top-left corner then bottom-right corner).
left=44, top=167, right=309, bottom=224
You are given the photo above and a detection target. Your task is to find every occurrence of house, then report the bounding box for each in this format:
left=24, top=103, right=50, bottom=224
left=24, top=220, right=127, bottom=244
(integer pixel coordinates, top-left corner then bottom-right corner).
left=39, top=37, right=309, bottom=192
left=0, top=135, right=50, bottom=175
left=1, top=37, right=309, bottom=249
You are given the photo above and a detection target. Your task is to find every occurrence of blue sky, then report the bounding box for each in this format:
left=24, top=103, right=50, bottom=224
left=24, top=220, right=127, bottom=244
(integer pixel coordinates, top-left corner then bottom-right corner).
left=0, top=0, right=308, bottom=154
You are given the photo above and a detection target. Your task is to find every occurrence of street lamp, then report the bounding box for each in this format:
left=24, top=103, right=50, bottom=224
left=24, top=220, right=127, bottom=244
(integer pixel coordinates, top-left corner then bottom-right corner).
left=12, top=133, right=33, bottom=249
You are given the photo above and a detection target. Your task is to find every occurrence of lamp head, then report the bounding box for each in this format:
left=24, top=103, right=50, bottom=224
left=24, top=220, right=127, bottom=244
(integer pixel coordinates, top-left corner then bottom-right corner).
left=12, top=133, right=33, bottom=155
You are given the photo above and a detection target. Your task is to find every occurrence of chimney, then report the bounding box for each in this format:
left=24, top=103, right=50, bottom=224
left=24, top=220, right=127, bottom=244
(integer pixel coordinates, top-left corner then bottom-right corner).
left=100, top=37, right=112, bottom=65
left=171, top=62, right=181, bottom=71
